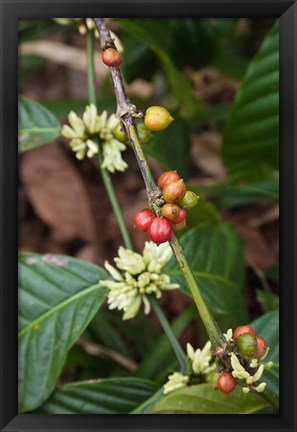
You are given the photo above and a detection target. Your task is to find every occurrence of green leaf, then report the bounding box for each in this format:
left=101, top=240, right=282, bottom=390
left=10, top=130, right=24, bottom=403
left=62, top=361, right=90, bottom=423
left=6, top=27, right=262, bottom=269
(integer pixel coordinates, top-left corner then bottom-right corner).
left=18, top=95, right=61, bottom=152
left=116, top=19, right=200, bottom=115
left=144, top=117, right=191, bottom=179
left=165, top=223, right=248, bottom=328
left=250, top=309, right=279, bottom=396
left=194, top=179, right=279, bottom=208
left=37, top=378, right=158, bottom=414
left=223, top=22, right=279, bottom=182
left=150, top=383, right=269, bottom=414
left=18, top=253, right=108, bottom=412
left=134, top=306, right=196, bottom=380
left=256, top=290, right=279, bottom=313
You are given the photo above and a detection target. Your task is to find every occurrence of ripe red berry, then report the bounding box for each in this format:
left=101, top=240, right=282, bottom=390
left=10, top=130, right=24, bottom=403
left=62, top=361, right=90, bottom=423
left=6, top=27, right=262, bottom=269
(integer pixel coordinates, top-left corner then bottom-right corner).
left=161, top=203, right=180, bottom=221
left=233, top=325, right=256, bottom=341
left=162, top=179, right=186, bottom=203
left=158, top=170, right=180, bottom=190
left=172, top=207, right=186, bottom=224
left=148, top=218, right=173, bottom=244
left=254, top=336, right=267, bottom=359
left=134, top=208, right=155, bottom=232
left=102, top=48, right=122, bottom=67
left=217, top=372, right=236, bottom=394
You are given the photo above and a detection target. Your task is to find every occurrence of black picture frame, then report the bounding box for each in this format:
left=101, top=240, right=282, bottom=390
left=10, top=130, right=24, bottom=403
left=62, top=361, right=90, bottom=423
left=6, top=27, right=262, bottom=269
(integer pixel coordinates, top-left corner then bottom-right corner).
left=1, top=1, right=296, bottom=431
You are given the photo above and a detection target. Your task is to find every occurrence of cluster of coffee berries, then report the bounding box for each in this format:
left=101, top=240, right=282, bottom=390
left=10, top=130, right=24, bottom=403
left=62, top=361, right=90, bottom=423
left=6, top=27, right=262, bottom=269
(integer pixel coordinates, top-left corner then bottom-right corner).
left=233, top=325, right=267, bottom=359
left=102, top=47, right=123, bottom=67
left=216, top=325, right=268, bottom=395
left=113, top=120, right=153, bottom=145
left=134, top=170, right=199, bottom=244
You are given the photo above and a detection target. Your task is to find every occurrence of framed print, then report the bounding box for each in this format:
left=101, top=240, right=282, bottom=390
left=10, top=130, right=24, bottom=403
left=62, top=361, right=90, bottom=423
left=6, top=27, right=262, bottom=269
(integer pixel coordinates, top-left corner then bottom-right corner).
left=1, top=1, right=297, bottom=431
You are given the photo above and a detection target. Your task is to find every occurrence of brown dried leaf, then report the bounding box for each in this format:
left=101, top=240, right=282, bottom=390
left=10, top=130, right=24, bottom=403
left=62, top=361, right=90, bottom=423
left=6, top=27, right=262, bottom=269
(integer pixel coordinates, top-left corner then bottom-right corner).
left=236, top=224, right=277, bottom=270
left=20, top=142, right=96, bottom=242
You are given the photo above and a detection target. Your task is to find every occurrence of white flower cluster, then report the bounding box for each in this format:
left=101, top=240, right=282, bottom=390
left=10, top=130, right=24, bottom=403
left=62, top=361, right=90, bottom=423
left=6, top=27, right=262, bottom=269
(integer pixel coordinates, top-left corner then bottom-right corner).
left=163, top=372, right=189, bottom=396
left=187, top=341, right=216, bottom=375
left=163, top=341, right=215, bottom=396
left=100, top=242, right=179, bottom=320
left=53, top=18, right=99, bottom=37
left=62, top=104, right=128, bottom=172
left=224, top=328, right=273, bottom=394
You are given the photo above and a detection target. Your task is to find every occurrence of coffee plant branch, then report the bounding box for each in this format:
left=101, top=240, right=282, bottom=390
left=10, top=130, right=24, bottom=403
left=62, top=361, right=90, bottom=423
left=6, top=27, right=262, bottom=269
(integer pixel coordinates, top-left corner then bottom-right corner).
left=93, top=17, right=225, bottom=351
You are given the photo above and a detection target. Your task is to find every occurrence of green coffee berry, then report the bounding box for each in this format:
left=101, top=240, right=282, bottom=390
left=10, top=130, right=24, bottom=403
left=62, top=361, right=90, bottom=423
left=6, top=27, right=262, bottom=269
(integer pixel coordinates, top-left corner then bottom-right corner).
left=178, top=191, right=199, bottom=209
left=113, top=122, right=128, bottom=143
left=135, top=121, right=153, bottom=144
left=237, top=333, right=257, bottom=357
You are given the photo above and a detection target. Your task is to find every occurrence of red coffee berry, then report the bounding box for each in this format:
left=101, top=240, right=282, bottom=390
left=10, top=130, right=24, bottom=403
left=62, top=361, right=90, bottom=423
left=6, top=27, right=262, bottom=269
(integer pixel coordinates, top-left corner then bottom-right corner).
left=161, top=203, right=180, bottom=221
left=102, top=48, right=122, bottom=67
left=158, top=170, right=180, bottom=190
left=134, top=208, right=155, bottom=232
left=217, top=372, right=236, bottom=394
left=148, top=218, right=173, bottom=244
left=172, top=207, right=186, bottom=224
left=233, top=325, right=256, bottom=341
left=254, top=336, right=267, bottom=359
left=162, top=179, right=186, bottom=203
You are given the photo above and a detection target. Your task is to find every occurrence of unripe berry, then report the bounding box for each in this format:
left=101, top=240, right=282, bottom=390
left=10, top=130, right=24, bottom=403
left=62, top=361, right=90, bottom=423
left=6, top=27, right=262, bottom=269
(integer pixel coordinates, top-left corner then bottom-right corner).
left=254, top=336, right=267, bottom=359
left=236, top=333, right=257, bottom=357
left=144, top=106, right=174, bottom=131
left=233, top=325, right=256, bottom=341
left=102, top=48, right=122, bottom=67
left=148, top=218, right=173, bottom=244
left=178, top=191, right=199, bottom=209
left=113, top=122, right=128, bottom=143
left=134, top=208, right=155, bottom=232
left=162, top=179, right=186, bottom=203
left=135, top=121, right=153, bottom=144
left=173, top=220, right=187, bottom=232
left=172, top=207, right=186, bottom=224
left=161, top=203, right=180, bottom=221
left=217, top=372, right=236, bottom=394
left=158, top=170, right=180, bottom=190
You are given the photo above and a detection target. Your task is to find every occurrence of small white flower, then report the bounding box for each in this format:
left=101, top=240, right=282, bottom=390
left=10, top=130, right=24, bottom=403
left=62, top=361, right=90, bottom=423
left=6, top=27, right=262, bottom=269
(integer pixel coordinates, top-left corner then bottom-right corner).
left=223, top=328, right=233, bottom=343
left=187, top=341, right=215, bottom=375
left=100, top=242, right=179, bottom=320
left=62, top=105, right=127, bottom=171
left=163, top=372, right=189, bottom=395
left=264, top=361, right=274, bottom=370
left=242, top=386, right=250, bottom=394
left=230, top=353, right=250, bottom=380
left=254, top=382, right=266, bottom=393
left=53, top=18, right=99, bottom=38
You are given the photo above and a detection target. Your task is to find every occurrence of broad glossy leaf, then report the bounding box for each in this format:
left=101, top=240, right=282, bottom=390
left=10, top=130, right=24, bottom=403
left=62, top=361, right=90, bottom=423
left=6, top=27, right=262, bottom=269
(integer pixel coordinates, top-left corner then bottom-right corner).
left=150, top=384, right=269, bottom=414
left=116, top=19, right=200, bottom=115
left=135, top=306, right=196, bottom=379
left=37, top=378, right=158, bottom=414
left=18, top=253, right=108, bottom=412
left=165, top=223, right=248, bottom=328
left=249, top=309, right=279, bottom=397
left=19, top=95, right=61, bottom=152
left=144, top=117, right=191, bottom=179
left=194, top=179, right=279, bottom=208
left=223, top=22, right=279, bottom=182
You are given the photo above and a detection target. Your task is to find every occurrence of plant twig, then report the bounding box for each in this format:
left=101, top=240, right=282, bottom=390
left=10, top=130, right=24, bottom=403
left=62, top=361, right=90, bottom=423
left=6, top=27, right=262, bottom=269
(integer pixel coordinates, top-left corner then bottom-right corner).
left=86, top=30, right=133, bottom=251
left=93, top=17, right=225, bottom=351
left=86, top=28, right=187, bottom=371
